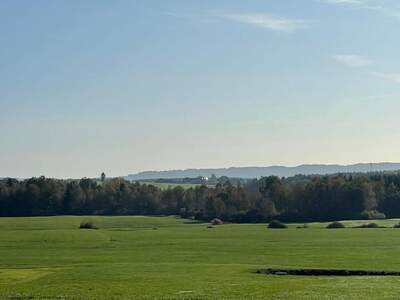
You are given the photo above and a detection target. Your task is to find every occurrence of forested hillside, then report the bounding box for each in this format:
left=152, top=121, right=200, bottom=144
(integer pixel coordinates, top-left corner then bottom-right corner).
left=1, top=173, right=400, bottom=222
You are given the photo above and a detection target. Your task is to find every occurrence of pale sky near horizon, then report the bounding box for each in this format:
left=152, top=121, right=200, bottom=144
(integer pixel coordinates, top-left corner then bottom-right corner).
left=1, top=0, right=400, bottom=178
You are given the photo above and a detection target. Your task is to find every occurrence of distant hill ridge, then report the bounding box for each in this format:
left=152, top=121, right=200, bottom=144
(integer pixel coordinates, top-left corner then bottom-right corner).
left=126, top=163, right=400, bottom=180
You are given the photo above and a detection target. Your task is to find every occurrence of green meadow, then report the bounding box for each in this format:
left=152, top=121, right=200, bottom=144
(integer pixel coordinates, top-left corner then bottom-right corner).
left=2, top=216, right=400, bottom=299
left=140, top=182, right=206, bottom=190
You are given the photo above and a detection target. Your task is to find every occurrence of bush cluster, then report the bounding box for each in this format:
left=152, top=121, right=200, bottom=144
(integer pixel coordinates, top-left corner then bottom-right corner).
left=211, top=218, right=223, bottom=225
left=296, top=223, right=309, bottom=229
left=268, top=220, right=288, bottom=229
left=326, top=221, right=345, bottom=229
left=356, top=223, right=380, bottom=228
left=79, top=221, right=98, bottom=230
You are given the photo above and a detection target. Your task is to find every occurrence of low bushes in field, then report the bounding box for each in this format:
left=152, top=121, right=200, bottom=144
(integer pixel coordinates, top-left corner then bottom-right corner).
left=326, top=221, right=345, bottom=229
left=394, top=223, right=400, bottom=228
left=355, top=223, right=380, bottom=228
left=268, top=220, right=288, bottom=229
left=296, top=223, right=309, bottom=229
left=79, top=221, right=98, bottom=230
left=211, top=218, right=223, bottom=225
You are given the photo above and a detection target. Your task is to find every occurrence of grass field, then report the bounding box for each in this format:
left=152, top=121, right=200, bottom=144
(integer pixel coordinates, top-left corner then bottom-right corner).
left=2, top=217, right=400, bottom=299
left=140, top=182, right=204, bottom=190
left=140, top=182, right=214, bottom=190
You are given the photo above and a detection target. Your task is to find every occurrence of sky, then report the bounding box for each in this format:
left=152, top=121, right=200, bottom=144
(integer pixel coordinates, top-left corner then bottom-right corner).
left=1, top=0, right=400, bottom=178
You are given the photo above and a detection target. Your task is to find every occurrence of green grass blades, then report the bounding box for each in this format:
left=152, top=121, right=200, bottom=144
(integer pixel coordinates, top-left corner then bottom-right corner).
left=1, top=216, right=400, bottom=299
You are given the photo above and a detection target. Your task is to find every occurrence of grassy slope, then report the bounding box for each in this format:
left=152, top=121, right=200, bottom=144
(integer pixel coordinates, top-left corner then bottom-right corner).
left=1, top=217, right=400, bottom=299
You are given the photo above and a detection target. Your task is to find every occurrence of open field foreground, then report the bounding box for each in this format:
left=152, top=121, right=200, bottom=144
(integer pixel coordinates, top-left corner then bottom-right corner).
left=2, top=217, right=400, bottom=299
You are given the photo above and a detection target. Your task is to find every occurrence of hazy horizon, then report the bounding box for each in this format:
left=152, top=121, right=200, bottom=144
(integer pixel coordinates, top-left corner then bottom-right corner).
left=2, top=0, right=400, bottom=178
left=3, top=161, right=400, bottom=180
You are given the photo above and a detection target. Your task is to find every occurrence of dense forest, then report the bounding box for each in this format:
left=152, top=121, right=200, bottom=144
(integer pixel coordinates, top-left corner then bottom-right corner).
left=2, top=173, right=400, bottom=222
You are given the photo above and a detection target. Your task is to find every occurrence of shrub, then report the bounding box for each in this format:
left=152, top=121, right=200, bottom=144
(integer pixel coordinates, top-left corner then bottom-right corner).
left=356, top=223, right=379, bottom=228
left=296, top=223, right=309, bottom=229
left=326, top=221, right=345, bottom=229
left=360, top=210, right=386, bottom=220
left=211, top=218, right=223, bottom=225
left=268, top=220, right=288, bottom=229
left=394, top=223, right=400, bottom=228
left=79, top=221, right=98, bottom=230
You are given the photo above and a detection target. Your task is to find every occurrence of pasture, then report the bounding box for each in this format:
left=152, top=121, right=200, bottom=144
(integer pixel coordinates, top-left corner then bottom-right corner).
left=139, top=181, right=206, bottom=190
left=1, top=216, right=400, bottom=299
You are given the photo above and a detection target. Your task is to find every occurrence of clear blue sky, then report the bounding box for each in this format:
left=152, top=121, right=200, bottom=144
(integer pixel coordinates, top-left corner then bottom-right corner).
left=1, top=0, right=400, bottom=178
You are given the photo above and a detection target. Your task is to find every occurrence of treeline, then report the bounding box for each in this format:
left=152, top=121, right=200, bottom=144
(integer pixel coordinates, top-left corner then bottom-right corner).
left=2, top=173, right=400, bottom=222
